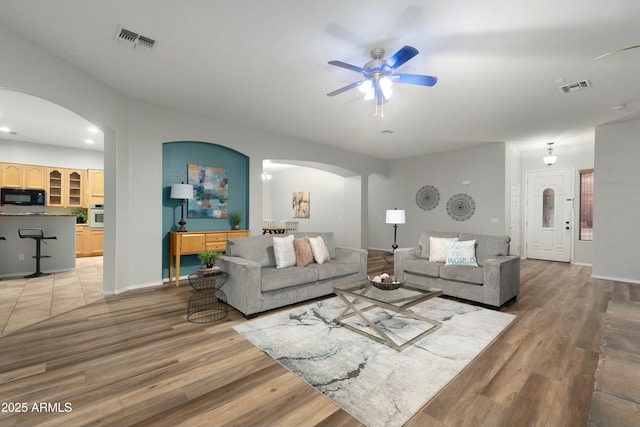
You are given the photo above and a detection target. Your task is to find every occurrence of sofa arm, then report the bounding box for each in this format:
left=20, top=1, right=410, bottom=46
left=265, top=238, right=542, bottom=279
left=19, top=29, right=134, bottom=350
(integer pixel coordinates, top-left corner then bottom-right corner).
left=394, top=246, right=421, bottom=277
left=218, top=255, right=262, bottom=316
left=482, top=256, right=520, bottom=307
left=335, top=247, right=368, bottom=276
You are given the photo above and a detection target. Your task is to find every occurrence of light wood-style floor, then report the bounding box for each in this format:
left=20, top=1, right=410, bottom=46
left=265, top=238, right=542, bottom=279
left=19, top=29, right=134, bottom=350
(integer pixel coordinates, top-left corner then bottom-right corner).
left=0, top=252, right=636, bottom=426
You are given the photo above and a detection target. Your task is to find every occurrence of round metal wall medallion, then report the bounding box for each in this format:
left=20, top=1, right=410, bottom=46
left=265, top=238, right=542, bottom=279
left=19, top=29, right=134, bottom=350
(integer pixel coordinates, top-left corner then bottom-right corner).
left=446, top=193, right=476, bottom=221
left=415, top=185, right=440, bottom=211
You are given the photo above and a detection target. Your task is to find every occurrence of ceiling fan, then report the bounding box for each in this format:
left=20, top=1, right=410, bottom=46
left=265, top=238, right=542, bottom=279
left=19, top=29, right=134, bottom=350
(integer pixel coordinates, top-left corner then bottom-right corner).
left=593, top=44, right=640, bottom=60
left=327, top=45, right=437, bottom=115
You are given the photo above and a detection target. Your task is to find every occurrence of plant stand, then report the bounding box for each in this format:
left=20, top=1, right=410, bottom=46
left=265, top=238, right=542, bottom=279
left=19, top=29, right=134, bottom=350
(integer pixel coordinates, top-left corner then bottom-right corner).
left=187, top=272, right=229, bottom=323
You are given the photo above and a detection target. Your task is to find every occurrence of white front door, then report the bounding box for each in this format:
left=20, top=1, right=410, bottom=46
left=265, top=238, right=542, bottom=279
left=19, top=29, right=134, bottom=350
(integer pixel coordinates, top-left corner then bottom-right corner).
left=526, top=169, right=573, bottom=262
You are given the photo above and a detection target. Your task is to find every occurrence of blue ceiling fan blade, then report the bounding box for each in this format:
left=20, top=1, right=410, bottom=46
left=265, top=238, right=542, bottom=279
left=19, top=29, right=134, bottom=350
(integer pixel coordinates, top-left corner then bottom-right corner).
left=385, top=45, right=419, bottom=70
left=593, top=44, right=640, bottom=60
left=327, top=80, right=366, bottom=96
left=328, top=60, right=364, bottom=73
left=393, top=73, right=438, bottom=86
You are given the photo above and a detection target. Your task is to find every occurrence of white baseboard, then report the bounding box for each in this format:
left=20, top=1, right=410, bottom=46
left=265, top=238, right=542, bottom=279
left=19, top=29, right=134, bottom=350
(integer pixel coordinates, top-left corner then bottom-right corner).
left=591, top=274, right=640, bottom=285
left=103, top=280, right=165, bottom=295
left=572, top=262, right=593, bottom=267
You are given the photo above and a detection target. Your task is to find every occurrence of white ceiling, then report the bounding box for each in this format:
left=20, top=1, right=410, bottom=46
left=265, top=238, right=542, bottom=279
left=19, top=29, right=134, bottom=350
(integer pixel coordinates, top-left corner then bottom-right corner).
left=1, top=0, right=639, bottom=159
left=0, top=89, right=104, bottom=151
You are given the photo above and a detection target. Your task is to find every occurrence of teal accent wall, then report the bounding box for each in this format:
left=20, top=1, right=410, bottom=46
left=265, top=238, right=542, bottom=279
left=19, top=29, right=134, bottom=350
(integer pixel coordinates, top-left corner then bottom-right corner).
left=162, top=141, right=249, bottom=279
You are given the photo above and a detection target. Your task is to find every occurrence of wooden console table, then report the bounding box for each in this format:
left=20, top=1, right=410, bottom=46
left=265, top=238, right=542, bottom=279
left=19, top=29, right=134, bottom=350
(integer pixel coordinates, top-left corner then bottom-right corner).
left=169, top=230, right=249, bottom=286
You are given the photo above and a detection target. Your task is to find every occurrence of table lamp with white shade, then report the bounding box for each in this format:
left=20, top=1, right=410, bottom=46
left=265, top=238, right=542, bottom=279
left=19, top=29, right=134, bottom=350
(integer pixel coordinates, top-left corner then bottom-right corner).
left=170, top=182, right=194, bottom=232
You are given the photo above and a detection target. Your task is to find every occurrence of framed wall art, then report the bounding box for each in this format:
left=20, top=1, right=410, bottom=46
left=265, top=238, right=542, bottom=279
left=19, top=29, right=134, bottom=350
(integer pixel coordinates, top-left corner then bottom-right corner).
left=187, top=163, right=228, bottom=218
left=292, top=191, right=310, bottom=218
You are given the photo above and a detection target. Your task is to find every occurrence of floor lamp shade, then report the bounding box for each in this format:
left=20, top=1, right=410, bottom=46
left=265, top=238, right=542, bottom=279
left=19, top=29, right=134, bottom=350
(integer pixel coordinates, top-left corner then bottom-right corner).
left=386, top=209, right=406, bottom=224
left=386, top=208, right=405, bottom=253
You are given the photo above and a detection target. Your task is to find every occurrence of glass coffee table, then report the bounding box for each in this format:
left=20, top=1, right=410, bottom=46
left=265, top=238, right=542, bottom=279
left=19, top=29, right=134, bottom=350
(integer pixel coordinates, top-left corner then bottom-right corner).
left=333, top=280, right=443, bottom=351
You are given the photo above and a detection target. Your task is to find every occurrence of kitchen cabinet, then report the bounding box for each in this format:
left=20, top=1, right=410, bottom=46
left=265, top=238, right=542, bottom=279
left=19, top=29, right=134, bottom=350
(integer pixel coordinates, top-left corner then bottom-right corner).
left=75, top=226, right=102, bottom=257
left=87, top=169, right=104, bottom=205
left=47, top=168, right=65, bottom=207
left=66, top=169, right=86, bottom=208
left=76, top=225, right=91, bottom=257
left=90, top=229, right=104, bottom=256
left=0, top=163, right=46, bottom=189
left=23, top=165, right=47, bottom=189
left=47, top=168, right=87, bottom=208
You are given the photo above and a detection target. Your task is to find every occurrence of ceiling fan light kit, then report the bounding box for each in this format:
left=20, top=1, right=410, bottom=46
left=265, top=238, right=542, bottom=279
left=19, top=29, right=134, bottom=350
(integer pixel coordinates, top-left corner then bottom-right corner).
left=327, top=45, right=437, bottom=117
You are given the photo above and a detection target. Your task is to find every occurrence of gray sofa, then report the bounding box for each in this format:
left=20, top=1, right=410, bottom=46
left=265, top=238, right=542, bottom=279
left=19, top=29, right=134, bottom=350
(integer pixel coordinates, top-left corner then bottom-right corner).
left=218, top=232, right=367, bottom=317
left=394, top=231, right=520, bottom=308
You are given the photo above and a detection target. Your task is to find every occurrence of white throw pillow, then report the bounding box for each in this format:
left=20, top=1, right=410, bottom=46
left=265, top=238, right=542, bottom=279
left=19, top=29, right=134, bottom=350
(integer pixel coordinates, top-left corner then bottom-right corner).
left=273, top=234, right=296, bottom=268
left=429, top=236, right=459, bottom=263
left=445, top=240, right=478, bottom=266
left=308, top=236, right=330, bottom=264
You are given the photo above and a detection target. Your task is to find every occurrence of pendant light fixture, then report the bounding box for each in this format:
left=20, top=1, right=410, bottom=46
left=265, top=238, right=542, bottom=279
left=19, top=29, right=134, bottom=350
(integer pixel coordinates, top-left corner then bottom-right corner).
left=543, top=142, right=558, bottom=166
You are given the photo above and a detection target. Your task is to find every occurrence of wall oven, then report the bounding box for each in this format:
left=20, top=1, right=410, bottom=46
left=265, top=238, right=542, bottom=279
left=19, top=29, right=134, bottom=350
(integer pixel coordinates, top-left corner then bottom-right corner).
left=90, top=203, right=104, bottom=229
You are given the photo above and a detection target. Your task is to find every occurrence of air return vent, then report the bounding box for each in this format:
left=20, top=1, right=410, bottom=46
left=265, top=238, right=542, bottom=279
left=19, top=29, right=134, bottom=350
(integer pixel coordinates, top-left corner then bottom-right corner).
left=113, top=25, right=156, bottom=53
left=558, top=79, right=591, bottom=94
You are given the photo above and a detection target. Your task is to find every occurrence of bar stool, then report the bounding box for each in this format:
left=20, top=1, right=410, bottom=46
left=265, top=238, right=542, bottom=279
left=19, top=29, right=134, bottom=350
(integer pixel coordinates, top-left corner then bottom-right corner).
left=18, top=228, right=57, bottom=278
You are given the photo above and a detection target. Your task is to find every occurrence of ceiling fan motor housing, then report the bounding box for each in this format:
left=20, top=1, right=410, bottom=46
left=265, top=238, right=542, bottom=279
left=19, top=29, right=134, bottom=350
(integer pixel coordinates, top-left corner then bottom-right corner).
left=364, top=48, right=391, bottom=79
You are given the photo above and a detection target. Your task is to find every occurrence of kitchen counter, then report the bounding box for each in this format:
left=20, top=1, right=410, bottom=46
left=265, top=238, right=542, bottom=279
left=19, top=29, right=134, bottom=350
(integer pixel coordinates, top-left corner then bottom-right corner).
left=0, top=215, right=76, bottom=278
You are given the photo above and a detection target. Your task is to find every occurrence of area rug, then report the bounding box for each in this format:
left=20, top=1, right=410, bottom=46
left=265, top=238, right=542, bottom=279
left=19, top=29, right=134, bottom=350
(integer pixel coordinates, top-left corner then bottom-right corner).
left=233, top=297, right=516, bottom=427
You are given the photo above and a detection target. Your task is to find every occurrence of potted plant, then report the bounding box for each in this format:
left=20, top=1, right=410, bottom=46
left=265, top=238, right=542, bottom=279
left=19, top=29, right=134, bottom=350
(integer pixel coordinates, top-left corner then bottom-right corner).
left=76, top=210, right=87, bottom=224
left=230, top=211, right=242, bottom=230
left=198, top=250, right=221, bottom=268
left=197, top=250, right=222, bottom=277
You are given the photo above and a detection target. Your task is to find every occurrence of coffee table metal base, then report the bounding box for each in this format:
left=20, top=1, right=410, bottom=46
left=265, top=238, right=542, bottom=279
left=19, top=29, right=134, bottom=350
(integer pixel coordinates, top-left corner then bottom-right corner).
left=334, top=292, right=442, bottom=351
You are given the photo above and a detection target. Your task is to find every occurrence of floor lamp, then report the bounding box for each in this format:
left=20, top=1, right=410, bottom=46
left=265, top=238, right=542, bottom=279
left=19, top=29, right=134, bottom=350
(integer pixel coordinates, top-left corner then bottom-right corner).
left=386, top=208, right=405, bottom=254
left=171, top=182, right=194, bottom=232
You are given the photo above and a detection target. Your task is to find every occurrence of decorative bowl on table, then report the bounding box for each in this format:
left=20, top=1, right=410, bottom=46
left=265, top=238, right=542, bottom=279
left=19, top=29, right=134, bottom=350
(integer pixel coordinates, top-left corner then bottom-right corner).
left=368, top=274, right=405, bottom=290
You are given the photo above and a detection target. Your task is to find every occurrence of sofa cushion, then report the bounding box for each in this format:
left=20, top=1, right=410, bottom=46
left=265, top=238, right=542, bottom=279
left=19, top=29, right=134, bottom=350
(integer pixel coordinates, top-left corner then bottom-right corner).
left=440, top=264, right=484, bottom=285
left=273, top=234, right=296, bottom=268
left=261, top=266, right=319, bottom=292
left=292, top=232, right=337, bottom=258
left=293, top=237, right=314, bottom=267
left=460, top=233, right=510, bottom=266
left=309, top=236, right=330, bottom=264
left=429, top=236, right=459, bottom=262
left=226, top=235, right=276, bottom=267
left=445, top=240, right=478, bottom=266
left=403, top=259, right=441, bottom=278
left=305, top=260, right=359, bottom=280
left=418, top=231, right=460, bottom=258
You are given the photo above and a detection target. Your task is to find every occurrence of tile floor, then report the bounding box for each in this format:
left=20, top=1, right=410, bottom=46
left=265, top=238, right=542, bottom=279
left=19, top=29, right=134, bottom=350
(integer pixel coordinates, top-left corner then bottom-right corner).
left=0, top=256, right=104, bottom=337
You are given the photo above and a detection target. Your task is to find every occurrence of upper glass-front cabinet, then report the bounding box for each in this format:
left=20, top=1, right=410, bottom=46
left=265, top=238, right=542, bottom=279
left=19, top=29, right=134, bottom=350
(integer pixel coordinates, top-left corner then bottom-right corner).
left=48, top=168, right=64, bottom=207
left=66, top=170, right=84, bottom=207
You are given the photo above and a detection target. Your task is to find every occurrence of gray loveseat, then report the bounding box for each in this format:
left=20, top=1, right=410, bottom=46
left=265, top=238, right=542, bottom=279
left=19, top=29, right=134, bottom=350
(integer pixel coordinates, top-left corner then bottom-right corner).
left=394, top=231, right=520, bottom=308
left=218, top=232, right=367, bottom=317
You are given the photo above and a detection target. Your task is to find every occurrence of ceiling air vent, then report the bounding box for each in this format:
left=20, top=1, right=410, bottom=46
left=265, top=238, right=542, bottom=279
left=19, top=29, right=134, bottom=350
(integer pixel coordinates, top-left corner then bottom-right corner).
left=558, top=79, right=591, bottom=94
left=113, top=25, right=156, bottom=53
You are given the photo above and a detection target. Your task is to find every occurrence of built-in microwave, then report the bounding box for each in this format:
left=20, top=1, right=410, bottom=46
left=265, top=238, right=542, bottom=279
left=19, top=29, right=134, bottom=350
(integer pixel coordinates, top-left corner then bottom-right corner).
left=90, top=203, right=104, bottom=229
left=1, top=188, right=46, bottom=206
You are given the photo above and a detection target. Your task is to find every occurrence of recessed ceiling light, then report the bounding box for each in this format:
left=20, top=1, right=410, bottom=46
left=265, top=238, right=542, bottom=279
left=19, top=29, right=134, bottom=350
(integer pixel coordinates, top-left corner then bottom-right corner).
left=85, top=139, right=94, bottom=144
left=88, top=127, right=99, bottom=133
left=0, top=126, right=11, bottom=133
